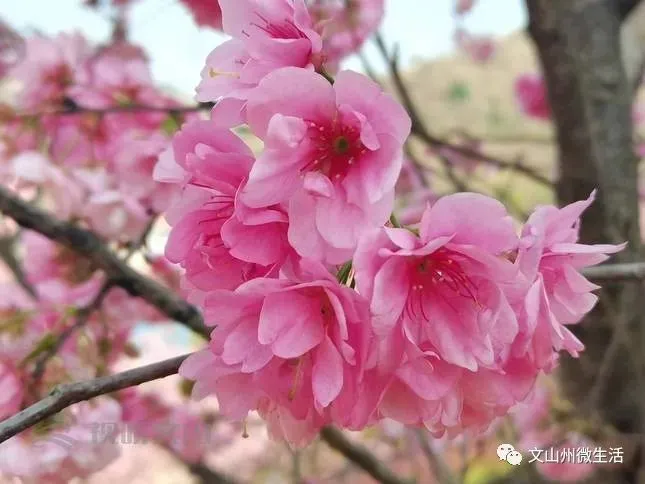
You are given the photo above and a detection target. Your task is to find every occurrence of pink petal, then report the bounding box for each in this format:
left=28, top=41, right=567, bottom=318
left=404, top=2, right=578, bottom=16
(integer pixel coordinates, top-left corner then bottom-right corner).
left=246, top=67, right=335, bottom=139
left=258, top=290, right=325, bottom=357
left=312, top=335, right=344, bottom=407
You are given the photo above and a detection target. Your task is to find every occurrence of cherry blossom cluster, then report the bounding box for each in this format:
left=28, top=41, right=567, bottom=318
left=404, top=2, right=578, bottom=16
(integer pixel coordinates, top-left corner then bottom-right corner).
left=0, top=26, right=210, bottom=480
left=154, top=0, right=625, bottom=446
left=0, top=229, right=184, bottom=481
left=1, top=31, right=189, bottom=240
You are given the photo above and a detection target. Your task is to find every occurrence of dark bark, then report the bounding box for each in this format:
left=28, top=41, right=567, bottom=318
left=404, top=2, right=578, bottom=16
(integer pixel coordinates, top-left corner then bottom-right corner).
left=0, top=185, right=209, bottom=339
left=619, top=0, right=644, bottom=20
left=525, top=0, right=645, bottom=482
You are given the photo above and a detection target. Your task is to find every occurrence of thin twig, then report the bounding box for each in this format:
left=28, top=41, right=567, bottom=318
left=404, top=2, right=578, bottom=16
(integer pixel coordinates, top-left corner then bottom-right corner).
left=320, top=427, right=410, bottom=484
left=14, top=101, right=213, bottom=120
left=358, top=50, right=430, bottom=188
left=0, top=353, right=190, bottom=443
left=372, top=33, right=552, bottom=189
left=373, top=33, right=467, bottom=193
left=291, top=448, right=303, bottom=484
left=581, top=262, right=645, bottom=281
left=0, top=234, right=38, bottom=298
left=30, top=281, right=114, bottom=388
left=413, top=429, right=458, bottom=484
left=187, top=462, right=242, bottom=484
left=30, top=216, right=157, bottom=390
left=0, top=185, right=209, bottom=338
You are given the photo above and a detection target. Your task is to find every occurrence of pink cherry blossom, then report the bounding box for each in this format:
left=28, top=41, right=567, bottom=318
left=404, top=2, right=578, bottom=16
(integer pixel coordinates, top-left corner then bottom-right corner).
left=195, top=0, right=324, bottom=104
left=43, top=114, right=112, bottom=168
left=156, top=118, right=292, bottom=291
left=455, top=0, right=476, bottom=15
left=514, top=191, right=625, bottom=369
left=110, top=131, right=177, bottom=214
left=454, top=29, right=496, bottom=64
left=180, top=260, right=375, bottom=443
left=9, top=151, right=85, bottom=220
left=0, top=360, right=22, bottom=420
left=0, top=18, right=24, bottom=79
left=120, top=389, right=207, bottom=462
left=242, top=67, right=410, bottom=264
left=354, top=192, right=520, bottom=370
left=10, top=32, right=90, bottom=110
left=514, top=73, right=551, bottom=121
left=535, top=433, right=597, bottom=482
left=309, top=0, right=385, bottom=68
left=0, top=398, right=121, bottom=483
left=180, top=0, right=223, bottom=29
left=70, top=53, right=160, bottom=110
left=84, top=189, right=150, bottom=241
left=366, top=317, right=538, bottom=437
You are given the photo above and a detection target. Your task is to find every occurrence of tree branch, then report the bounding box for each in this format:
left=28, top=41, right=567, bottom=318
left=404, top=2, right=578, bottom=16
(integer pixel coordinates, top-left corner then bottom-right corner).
left=0, top=185, right=210, bottom=339
left=582, top=262, right=645, bottom=281
left=619, top=0, right=643, bottom=20
left=413, top=429, right=458, bottom=484
left=0, top=353, right=190, bottom=444
left=30, top=281, right=114, bottom=389
left=187, top=462, right=242, bottom=484
left=372, top=33, right=552, bottom=189
left=0, top=234, right=38, bottom=298
left=14, top=100, right=213, bottom=120
left=320, top=427, right=410, bottom=484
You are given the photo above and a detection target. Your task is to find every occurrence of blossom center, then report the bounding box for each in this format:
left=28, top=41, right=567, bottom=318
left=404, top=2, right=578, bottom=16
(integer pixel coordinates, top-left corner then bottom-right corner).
left=411, top=249, right=476, bottom=298
left=303, top=120, right=366, bottom=181
left=405, top=249, right=479, bottom=321
left=246, top=12, right=306, bottom=40
left=334, top=136, right=350, bottom=154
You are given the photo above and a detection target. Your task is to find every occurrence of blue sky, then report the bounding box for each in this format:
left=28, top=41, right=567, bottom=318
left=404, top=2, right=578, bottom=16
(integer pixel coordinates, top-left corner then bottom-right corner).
left=0, top=0, right=527, bottom=98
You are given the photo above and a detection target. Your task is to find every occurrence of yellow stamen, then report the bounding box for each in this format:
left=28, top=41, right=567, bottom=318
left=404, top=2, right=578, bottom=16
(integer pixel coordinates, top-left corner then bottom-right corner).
left=209, top=68, right=241, bottom=79
left=288, top=358, right=305, bottom=401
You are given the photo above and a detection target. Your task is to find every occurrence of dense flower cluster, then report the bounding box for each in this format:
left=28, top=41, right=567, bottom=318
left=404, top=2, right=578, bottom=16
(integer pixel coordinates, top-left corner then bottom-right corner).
left=150, top=0, right=626, bottom=446
left=0, top=0, right=627, bottom=481
left=0, top=27, right=197, bottom=480
left=2, top=31, right=190, bottom=240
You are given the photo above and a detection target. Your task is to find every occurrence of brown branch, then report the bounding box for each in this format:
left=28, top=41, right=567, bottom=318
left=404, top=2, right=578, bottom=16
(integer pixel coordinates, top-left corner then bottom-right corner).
left=0, top=353, right=190, bottom=443
left=357, top=50, right=430, bottom=189
left=0, top=233, right=38, bottom=298
left=15, top=100, right=213, bottom=120
left=413, top=429, right=458, bottom=484
left=372, top=33, right=467, bottom=193
left=319, top=427, right=410, bottom=484
left=0, top=185, right=210, bottom=339
left=30, top=281, right=114, bottom=388
left=581, top=262, right=645, bottom=281
left=372, top=34, right=552, bottom=189
left=187, top=462, right=241, bottom=484
left=619, top=0, right=643, bottom=20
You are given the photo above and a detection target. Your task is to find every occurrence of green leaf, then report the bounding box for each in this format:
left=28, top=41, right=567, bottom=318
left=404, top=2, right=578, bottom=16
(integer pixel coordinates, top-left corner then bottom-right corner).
left=446, top=81, right=471, bottom=103
left=336, top=261, right=353, bottom=284
left=22, top=333, right=57, bottom=364
left=161, top=114, right=181, bottom=136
